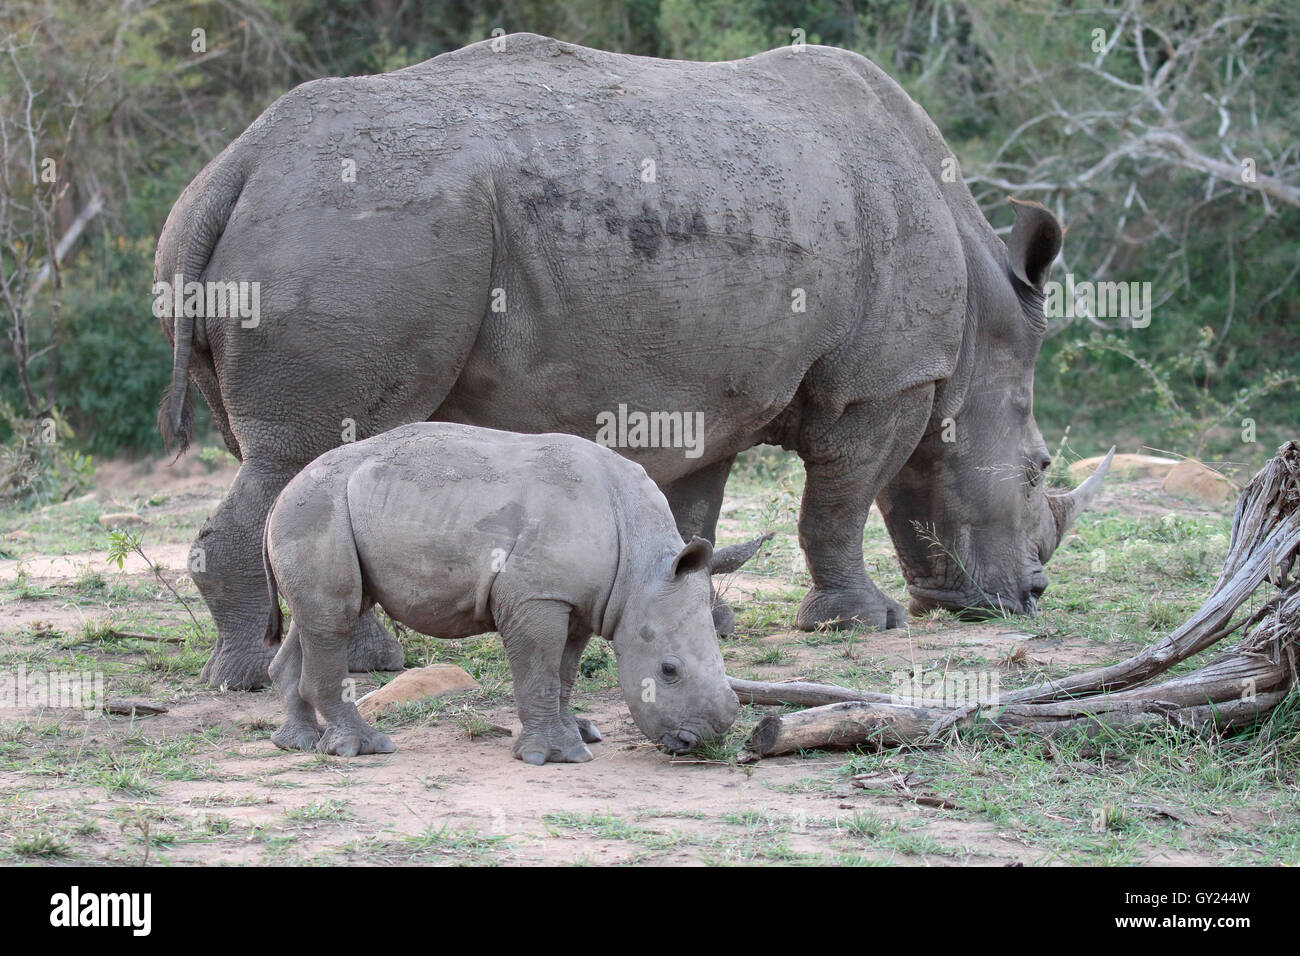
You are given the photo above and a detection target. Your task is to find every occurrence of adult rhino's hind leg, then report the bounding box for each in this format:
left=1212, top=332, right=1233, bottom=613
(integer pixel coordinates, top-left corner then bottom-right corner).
left=193, top=461, right=294, bottom=689
left=268, top=622, right=323, bottom=751
left=794, top=385, right=935, bottom=631
left=192, top=459, right=403, bottom=689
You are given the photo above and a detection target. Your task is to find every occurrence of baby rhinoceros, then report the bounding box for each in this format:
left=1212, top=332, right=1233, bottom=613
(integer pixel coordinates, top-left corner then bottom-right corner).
left=262, top=422, right=740, bottom=764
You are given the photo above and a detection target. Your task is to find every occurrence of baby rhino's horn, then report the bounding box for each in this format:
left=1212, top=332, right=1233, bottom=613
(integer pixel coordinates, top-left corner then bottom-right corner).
left=709, top=532, right=774, bottom=575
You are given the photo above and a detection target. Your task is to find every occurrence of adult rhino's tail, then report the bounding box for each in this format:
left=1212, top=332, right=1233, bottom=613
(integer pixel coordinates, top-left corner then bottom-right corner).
left=154, top=151, right=247, bottom=456
left=262, top=514, right=284, bottom=647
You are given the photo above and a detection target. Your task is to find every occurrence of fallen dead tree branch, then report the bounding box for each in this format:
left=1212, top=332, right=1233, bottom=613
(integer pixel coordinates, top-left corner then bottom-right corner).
left=740, top=441, right=1300, bottom=759
left=728, top=677, right=894, bottom=707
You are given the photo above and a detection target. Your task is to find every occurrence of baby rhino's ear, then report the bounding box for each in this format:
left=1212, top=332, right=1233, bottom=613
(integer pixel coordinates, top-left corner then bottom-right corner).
left=671, top=536, right=714, bottom=579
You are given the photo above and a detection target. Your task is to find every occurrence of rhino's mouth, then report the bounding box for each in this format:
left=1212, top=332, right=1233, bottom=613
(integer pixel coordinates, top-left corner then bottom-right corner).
left=907, top=582, right=1038, bottom=618
left=659, top=728, right=700, bottom=754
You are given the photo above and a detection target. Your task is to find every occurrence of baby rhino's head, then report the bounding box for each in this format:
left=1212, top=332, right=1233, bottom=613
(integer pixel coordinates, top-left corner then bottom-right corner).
left=613, top=537, right=740, bottom=754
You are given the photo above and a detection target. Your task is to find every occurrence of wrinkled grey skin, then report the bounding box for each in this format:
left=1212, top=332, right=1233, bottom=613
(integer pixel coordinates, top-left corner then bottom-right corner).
left=264, top=422, right=740, bottom=763
left=157, top=33, right=1109, bottom=690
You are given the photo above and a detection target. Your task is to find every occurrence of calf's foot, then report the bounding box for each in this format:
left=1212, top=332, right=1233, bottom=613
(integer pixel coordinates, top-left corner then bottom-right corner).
left=272, top=718, right=323, bottom=752
left=575, top=717, right=601, bottom=744
left=318, top=719, right=396, bottom=757
left=514, top=722, right=593, bottom=765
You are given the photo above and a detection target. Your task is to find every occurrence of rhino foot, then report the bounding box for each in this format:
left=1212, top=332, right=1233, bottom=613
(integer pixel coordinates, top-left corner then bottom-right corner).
left=347, top=611, right=405, bottom=672
left=272, top=718, right=323, bottom=752
left=711, top=602, right=736, bottom=636
left=200, top=638, right=277, bottom=690
left=513, top=727, right=594, bottom=765
left=796, top=586, right=906, bottom=631
left=576, top=717, right=602, bottom=744
left=318, top=722, right=396, bottom=757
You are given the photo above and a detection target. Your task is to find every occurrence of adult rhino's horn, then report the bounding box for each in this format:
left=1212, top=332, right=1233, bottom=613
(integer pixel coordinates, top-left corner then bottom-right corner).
left=709, top=532, right=774, bottom=575
left=1047, top=446, right=1116, bottom=544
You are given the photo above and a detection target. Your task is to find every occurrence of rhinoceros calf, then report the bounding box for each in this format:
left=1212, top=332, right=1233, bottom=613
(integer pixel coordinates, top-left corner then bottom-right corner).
left=262, top=422, right=740, bottom=763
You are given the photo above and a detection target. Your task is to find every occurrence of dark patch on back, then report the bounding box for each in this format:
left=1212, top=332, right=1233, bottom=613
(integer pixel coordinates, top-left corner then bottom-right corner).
left=475, top=499, right=525, bottom=536
left=540, top=179, right=565, bottom=205
left=723, top=209, right=756, bottom=254
left=628, top=205, right=663, bottom=258
left=532, top=442, right=583, bottom=499
left=593, top=198, right=621, bottom=235
left=523, top=178, right=568, bottom=227
left=665, top=208, right=708, bottom=244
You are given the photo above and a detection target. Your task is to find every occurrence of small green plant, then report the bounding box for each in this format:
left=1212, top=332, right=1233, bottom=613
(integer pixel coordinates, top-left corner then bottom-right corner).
left=1045, top=426, right=1080, bottom=490
left=13, top=831, right=71, bottom=858
left=197, top=445, right=235, bottom=471
left=457, top=708, right=504, bottom=740
left=579, top=641, right=615, bottom=679
left=910, top=522, right=1013, bottom=620
left=106, top=529, right=205, bottom=636
left=0, top=403, right=93, bottom=507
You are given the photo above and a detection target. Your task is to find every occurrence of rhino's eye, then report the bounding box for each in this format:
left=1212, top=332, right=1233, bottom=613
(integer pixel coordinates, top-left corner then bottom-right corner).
left=660, top=657, right=683, bottom=683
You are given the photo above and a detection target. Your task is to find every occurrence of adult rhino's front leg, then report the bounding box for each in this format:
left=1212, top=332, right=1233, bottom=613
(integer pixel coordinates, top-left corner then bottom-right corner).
left=662, top=456, right=740, bottom=635
left=794, top=384, right=935, bottom=631
left=192, top=460, right=403, bottom=690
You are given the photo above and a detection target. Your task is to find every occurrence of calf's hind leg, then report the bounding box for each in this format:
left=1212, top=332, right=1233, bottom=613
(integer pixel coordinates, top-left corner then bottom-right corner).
left=194, top=459, right=403, bottom=690
left=268, top=622, right=323, bottom=751
left=282, top=531, right=395, bottom=757
left=299, top=615, right=396, bottom=757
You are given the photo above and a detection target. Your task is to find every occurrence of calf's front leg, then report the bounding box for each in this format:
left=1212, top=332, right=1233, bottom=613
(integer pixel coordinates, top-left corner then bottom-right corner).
left=560, top=622, right=601, bottom=745
left=501, top=600, right=592, bottom=765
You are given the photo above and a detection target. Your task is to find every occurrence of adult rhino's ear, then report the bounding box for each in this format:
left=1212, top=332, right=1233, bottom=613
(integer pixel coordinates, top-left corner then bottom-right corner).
left=671, top=536, right=714, bottom=578
left=1005, top=197, right=1063, bottom=293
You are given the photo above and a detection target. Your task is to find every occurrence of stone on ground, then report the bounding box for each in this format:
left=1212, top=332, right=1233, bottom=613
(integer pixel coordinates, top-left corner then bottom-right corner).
left=1160, top=459, right=1235, bottom=506
left=356, top=664, right=479, bottom=720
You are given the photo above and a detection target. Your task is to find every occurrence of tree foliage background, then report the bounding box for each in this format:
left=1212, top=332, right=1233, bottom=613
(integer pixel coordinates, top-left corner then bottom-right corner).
left=1, top=0, right=1295, bottom=480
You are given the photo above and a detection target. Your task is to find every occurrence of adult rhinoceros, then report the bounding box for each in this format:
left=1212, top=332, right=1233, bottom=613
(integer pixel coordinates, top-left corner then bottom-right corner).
left=155, top=33, right=1111, bottom=690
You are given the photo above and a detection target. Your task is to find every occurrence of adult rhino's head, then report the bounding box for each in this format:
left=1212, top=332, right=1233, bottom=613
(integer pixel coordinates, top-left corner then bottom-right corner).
left=877, top=198, right=1113, bottom=618
left=611, top=536, right=739, bottom=753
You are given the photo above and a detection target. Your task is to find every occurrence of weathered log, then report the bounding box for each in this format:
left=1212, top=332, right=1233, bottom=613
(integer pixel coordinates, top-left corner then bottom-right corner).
left=741, top=442, right=1300, bottom=758
left=743, top=684, right=1290, bottom=757
left=107, top=630, right=183, bottom=645
left=728, top=676, right=894, bottom=707
left=104, top=701, right=169, bottom=716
